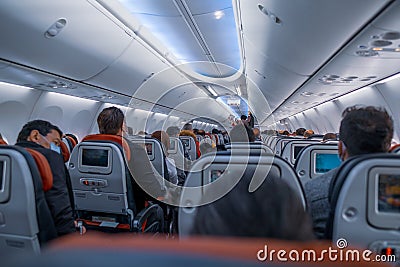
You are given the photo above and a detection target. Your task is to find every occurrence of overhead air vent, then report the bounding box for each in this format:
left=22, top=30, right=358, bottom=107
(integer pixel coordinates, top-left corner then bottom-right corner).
left=318, top=75, right=377, bottom=85
left=257, top=4, right=282, bottom=25
left=356, top=31, right=400, bottom=57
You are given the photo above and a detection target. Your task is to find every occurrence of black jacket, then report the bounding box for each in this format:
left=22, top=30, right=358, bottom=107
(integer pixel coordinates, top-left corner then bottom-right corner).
left=16, top=141, right=76, bottom=236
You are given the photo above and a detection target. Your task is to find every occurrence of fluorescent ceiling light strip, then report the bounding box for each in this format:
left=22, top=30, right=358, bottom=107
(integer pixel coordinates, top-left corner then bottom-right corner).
left=207, top=85, right=218, bottom=97
left=375, top=73, right=400, bottom=85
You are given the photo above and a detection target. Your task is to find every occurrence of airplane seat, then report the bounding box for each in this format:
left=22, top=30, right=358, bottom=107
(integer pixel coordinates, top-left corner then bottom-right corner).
left=389, top=143, right=400, bottom=154
left=179, top=136, right=197, bottom=161
left=68, top=134, right=163, bottom=234
left=59, top=141, right=70, bottom=163
left=168, top=137, right=185, bottom=173
left=293, top=143, right=340, bottom=185
left=65, top=136, right=77, bottom=149
left=326, top=153, right=400, bottom=261
left=281, top=140, right=320, bottom=165
left=0, top=138, right=8, bottom=145
left=0, top=145, right=57, bottom=255
left=178, top=151, right=305, bottom=237
left=225, top=142, right=273, bottom=154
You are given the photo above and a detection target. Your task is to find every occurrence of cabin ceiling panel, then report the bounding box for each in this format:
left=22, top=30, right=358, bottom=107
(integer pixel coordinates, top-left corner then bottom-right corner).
left=244, top=38, right=308, bottom=111
left=0, top=0, right=133, bottom=81
left=239, top=0, right=390, bottom=76
left=84, top=40, right=171, bottom=96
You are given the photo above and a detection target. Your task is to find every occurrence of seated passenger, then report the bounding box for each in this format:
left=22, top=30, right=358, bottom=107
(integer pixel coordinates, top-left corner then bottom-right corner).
left=303, top=129, right=314, bottom=138
left=321, top=132, right=337, bottom=142
left=180, top=129, right=201, bottom=159
left=95, top=107, right=166, bottom=210
left=151, top=130, right=186, bottom=185
left=190, top=174, right=314, bottom=240
left=16, top=120, right=76, bottom=237
left=295, top=128, right=306, bottom=137
left=253, top=128, right=261, bottom=142
left=304, top=106, right=393, bottom=239
left=199, top=138, right=217, bottom=156
left=229, top=123, right=255, bottom=143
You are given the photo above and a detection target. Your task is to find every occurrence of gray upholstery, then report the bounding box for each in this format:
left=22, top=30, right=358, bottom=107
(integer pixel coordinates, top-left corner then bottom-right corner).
left=69, top=142, right=130, bottom=216
left=225, top=142, right=273, bottom=154
left=0, top=146, right=43, bottom=255
left=294, top=143, right=339, bottom=185
left=168, top=137, right=185, bottom=171
left=178, top=151, right=305, bottom=237
left=128, top=137, right=166, bottom=179
left=281, top=140, right=319, bottom=165
left=274, top=137, right=302, bottom=156
left=179, top=136, right=197, bottom=160
left=328, top=154, right=400, bottom=257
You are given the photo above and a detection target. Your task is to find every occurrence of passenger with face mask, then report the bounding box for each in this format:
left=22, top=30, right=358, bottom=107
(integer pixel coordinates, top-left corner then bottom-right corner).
left=15, top=120, right=76, bottom=237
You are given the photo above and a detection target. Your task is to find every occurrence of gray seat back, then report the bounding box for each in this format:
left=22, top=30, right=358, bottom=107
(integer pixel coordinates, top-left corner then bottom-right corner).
left=225, top=142, right=273, bottom=154
left=178, top=151, right=305, bottom=237
left=328, top=154, right=400, bottom=257
left=179, top=136, right=197, bottom=160
left=0, top=146, right=47, bottom=255
left=281, top=140, right=320, bottom=165
left=168, top=137, right=185, bottom=171
left=274, top=137, right=303, bottom=156
left=128, top=137, right=166, bottom=179
left=69, top=142, right=130, bottom=216
left=294, top=143, right=339, bottom=185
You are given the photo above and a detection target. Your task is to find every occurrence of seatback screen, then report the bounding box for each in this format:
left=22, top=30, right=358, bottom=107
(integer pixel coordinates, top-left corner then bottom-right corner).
left=81, top=149, right=109, bottom=167
left=378, top=174, right=400, bottom=213
left=181, top=138, right=190, bottom=149
left=315, top=153, right=341, bottom=174
left=293, top=145, right=306, bottom=160
left=145, top=143, right=153, bottom=156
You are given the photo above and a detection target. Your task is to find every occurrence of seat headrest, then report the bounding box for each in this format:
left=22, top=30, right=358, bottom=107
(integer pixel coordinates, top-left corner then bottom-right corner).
left=66, top=136, right=77, bottom=148
left=25, top=148, right=53, bottom=192
left=389, top=143, right=400, bottom=152
left=60, top=141, right=70, bottom=163
left=82, top=134, right=131, bottom=161
left=0, top=139, right=7, bottom=145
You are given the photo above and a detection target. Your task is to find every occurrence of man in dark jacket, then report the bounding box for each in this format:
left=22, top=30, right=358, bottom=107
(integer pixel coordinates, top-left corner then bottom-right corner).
left=16, top=120, right=76, bottom=237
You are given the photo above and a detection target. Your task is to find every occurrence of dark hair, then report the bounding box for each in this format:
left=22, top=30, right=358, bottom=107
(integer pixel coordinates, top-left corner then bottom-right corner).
left=151, top=130, right=170, bottom=152
left=97, top=107, right=124, bottom=135
left=17, top=120, right=55, bottom=142
left=190, top=173, right=314, bottom=240
left=282, top=130, right=290, bottom=136
left=322, top=133, right=337, bottom=142
left=182, top=123, right=193, bottom=131
left=240, top=115, right=247, bottom=120
left=51, top=125, right=63, bottom=138
left=339, top=106, right=393, bottom=156
left=166, top=126, right=180, bottom=137
left=295, top=128, right=306, bottom=136
left=229, top=124, right=255, bottom=142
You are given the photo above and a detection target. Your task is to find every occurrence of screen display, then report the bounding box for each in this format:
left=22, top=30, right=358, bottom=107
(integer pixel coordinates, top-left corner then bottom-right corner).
left=181, top=138, right=190, bottom=149
left=293, top=145, right=306, bottom=160
left=378, top=174, right=400, bottom=213
left=169, top=139, right=176, bottom=149
left=315, top=153, right=341, bottom=174
left=0, top=161, right=4, bottom=191
left=145, top=143, right=153, bottom=156
left=210, top=169, right=225, bottom=183
left=81, top=149, right=109, bottom=167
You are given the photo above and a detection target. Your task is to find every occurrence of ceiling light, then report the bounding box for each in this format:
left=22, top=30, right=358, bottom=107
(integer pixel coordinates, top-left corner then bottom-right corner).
left=206, top=85, right=218, bottom=97
left=214, top=10, right=225, bottom=20
left=235, top=85, right=242, bottom=96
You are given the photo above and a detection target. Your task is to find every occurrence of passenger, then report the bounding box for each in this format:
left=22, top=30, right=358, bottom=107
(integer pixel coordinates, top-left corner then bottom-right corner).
left=321, top=132, right=337, bottom=142
left=16, top=120, right=76, bottom=237
left=304, top=106, right=393, bottom=239
left=181, top=122, right=193, bottom=132
left=281, top=130, right=290, bottom=136
left=229, top=123, right=255, bottom=143
left=96, top=107, right=166, bottom=209
left=247, top=111, right=255, bottom=128
left=180, top=129, right=201, bottom=159
left=295, top=128, right=306, bottom=137
left=199, top=138, right=217, bottom=155
left=303, top=129, right=314, bottom=138
left=190, top=174, right=314, bottom=240
left=253, top=127, right=261, bottom=142
left=151, top=130, right=186, bottom=185
left=240, top=115, right=248, bottom=126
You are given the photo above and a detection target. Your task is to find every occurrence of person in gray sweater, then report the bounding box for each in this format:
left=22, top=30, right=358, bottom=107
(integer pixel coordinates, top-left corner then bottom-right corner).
left=304, top=105, right=394, bottom=239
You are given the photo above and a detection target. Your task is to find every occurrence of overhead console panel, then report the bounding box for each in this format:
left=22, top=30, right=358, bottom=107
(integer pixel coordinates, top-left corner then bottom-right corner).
left=0, top=0, right=134, bottom=81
